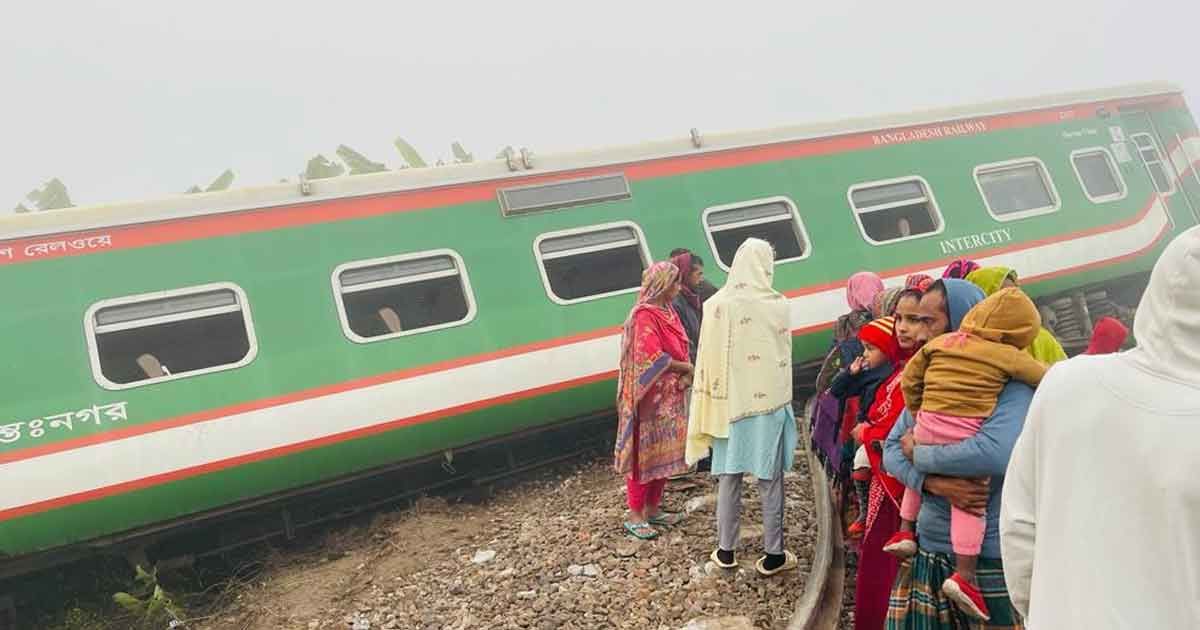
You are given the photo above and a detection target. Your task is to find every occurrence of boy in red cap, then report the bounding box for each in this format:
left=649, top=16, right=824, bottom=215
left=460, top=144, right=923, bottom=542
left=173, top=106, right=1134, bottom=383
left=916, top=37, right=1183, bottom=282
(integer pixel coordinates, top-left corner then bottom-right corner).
left=830, top=317, right=900, bottom=539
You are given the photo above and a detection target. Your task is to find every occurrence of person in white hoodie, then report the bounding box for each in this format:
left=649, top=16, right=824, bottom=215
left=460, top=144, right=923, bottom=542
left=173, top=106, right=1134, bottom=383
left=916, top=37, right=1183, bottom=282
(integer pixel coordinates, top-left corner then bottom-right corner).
left=1000, top=225, right=1200, bottom=629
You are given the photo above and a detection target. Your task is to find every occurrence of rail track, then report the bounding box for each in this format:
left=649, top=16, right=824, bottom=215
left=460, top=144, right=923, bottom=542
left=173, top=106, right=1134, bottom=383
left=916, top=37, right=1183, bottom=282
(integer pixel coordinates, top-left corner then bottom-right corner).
left=787, top=396, right=845, bottom=630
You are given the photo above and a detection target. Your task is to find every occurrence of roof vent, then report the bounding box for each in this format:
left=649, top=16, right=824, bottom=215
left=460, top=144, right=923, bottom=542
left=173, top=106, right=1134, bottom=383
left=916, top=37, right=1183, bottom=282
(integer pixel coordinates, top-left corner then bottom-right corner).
left=498, top=173, right=631, bottom=217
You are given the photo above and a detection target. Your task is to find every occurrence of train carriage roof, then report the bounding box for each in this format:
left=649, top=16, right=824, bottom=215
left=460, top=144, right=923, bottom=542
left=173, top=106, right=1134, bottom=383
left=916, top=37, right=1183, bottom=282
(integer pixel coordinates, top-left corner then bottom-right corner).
left=2, top=81, right=1183, bottom=239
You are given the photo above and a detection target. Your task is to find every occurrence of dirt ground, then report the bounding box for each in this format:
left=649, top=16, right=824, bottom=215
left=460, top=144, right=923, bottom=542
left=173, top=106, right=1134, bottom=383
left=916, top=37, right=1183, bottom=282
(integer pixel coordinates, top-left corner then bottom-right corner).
left=189, top=453, right=818, bottom=630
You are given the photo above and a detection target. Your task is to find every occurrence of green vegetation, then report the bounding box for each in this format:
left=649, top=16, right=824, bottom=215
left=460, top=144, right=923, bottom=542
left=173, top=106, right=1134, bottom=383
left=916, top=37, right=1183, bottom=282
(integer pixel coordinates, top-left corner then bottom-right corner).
left=15, top=178, right=73, bottom=213
left=12, top=138, right=484, bottom=212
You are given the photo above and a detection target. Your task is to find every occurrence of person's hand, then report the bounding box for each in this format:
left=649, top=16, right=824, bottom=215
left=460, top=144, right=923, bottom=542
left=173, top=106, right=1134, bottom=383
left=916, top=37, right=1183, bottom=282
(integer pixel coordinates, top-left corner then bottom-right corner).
left=924, top=476, right=990, bottom=516
left=671, top=360, right=693, bottom=376
left=677, top=374, right=693, bottom=390
left=900, top=430, right=917, bottom=461
left=850, top=423, right=866, bottom=443
left=849, top=356, right=865, bottom=375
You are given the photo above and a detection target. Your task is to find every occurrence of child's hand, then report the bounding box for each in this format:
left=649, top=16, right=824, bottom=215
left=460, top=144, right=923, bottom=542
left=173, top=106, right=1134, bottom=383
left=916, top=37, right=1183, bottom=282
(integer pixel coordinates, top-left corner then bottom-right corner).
left=850, top=423, right=866, bottom=443
left=849, top=356, right=865, bottom=375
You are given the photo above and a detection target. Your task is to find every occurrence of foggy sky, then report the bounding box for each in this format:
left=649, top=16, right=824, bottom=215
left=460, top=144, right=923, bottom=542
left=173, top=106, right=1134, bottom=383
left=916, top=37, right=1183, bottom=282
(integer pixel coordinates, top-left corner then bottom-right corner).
left=2, top=1, right=1197, bottom=211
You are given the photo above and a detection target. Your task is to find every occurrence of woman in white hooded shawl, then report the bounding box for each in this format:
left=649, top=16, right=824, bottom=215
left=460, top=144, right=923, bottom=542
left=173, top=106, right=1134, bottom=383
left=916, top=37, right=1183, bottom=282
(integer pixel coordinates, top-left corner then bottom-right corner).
left=686, top=238, right=799, bottom=576
left=1000, top=225, right=1200, bottom=628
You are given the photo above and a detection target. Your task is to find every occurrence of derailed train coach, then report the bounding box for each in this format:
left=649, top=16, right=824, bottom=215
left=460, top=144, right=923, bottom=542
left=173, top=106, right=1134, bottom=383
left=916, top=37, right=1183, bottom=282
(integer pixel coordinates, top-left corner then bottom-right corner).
left=0, top=81, right=1197, bottom=573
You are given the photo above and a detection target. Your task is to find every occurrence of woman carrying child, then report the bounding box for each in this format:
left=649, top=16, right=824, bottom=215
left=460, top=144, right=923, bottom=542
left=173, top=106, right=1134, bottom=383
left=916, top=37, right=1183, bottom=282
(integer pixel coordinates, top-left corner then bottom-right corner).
left=884, top=287, right=1047, bottom=621
left=883, top=279, right=1034, bottom=630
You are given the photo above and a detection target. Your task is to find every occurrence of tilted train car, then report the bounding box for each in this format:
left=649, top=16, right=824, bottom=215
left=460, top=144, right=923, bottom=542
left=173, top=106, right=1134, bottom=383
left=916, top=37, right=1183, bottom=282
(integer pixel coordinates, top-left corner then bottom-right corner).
left=1, top=81, right=1196, bottom=572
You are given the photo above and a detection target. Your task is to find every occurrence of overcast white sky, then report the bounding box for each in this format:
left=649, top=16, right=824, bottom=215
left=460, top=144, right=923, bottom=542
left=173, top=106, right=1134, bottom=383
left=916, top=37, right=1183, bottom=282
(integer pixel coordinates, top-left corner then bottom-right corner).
left=3, top=1, right=1197, bottom=211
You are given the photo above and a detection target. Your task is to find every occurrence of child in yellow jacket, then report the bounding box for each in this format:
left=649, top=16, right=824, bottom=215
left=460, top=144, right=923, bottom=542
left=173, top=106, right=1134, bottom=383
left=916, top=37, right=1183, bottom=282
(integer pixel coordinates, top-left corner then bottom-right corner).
left=883, top=287, right=1048, bottom=621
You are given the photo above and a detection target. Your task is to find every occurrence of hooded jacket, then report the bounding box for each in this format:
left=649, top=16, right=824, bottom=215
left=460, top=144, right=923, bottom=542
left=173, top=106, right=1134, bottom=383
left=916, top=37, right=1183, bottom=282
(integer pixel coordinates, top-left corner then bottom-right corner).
left=902, top=288, right=1047, bottom=418
left=966, top=266, right=1068, bottom=365
left=1000, top=226, right=1200, bottom=629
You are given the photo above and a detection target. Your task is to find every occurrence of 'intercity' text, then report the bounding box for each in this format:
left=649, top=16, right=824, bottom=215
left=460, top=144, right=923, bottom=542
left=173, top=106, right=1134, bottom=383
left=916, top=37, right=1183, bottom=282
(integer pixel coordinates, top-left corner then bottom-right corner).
left=939, top=228, right=1012, bottom=255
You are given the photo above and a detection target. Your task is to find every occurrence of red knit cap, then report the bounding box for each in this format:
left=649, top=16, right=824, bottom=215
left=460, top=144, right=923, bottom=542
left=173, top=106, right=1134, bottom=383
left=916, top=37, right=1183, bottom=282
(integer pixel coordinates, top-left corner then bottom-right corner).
left=858, top=316, right=899, bottom=361
left=1085, top=316, right=1129, bottom=355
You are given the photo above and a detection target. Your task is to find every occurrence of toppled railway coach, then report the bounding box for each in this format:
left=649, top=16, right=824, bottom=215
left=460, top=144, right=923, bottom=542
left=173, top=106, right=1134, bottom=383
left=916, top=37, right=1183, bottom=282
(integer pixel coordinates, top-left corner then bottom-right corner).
left=0, top=81, right=1196, bottom=574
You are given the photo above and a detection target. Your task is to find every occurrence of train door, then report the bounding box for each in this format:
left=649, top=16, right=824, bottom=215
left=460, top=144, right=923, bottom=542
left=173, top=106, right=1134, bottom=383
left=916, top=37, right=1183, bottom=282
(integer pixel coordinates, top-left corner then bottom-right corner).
left=1119, top=109, right=1200, bottom=226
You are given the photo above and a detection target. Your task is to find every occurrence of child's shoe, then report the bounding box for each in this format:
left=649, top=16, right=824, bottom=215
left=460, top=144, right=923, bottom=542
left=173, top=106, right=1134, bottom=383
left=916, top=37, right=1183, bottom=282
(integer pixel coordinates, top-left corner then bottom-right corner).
left=942, top=573, right=990, bottom=621
left=846, top=520, right=865, bottom=540
left=881, top=530, right=917, bottom=558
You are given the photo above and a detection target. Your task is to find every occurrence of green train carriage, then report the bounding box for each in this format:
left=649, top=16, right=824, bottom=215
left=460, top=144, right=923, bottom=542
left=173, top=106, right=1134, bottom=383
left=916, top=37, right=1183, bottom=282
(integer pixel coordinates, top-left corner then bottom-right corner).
left=0, top=81, right=1196, bottom=572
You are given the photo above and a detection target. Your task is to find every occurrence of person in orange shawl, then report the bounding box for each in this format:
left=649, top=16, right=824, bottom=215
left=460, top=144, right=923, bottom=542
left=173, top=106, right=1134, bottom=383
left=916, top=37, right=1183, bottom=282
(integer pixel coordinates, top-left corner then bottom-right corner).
left=614, top=262, right=694, bottom=540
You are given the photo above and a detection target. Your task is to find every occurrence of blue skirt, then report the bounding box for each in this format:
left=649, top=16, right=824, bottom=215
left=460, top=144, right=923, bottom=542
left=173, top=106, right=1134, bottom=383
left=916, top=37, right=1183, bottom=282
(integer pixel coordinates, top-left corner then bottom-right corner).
left=709, top=405, right=797, bottom=480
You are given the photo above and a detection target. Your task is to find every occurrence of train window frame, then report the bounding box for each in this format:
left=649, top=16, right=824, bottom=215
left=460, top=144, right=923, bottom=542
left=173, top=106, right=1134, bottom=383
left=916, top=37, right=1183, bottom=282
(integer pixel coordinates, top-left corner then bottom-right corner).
left=1070, top=147, right=1128, bottom=204
left=701, top=196, right=812, bottom=272
left=846, top=175, right=946, bottom=246
left=330, top=248, right=478, bottom=344
left=972, top=157, right=1062, bottom=222
left=532, top=220, right=652, bottom=306
left=83, top=282, right=259, bottom=391
left=1129, top=132, right=1176, bottom=196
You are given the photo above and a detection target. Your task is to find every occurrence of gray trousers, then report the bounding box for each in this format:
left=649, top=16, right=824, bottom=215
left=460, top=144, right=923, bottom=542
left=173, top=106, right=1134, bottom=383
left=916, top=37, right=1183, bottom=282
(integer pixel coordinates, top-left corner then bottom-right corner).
left=717, top=471, right=785, bottom=555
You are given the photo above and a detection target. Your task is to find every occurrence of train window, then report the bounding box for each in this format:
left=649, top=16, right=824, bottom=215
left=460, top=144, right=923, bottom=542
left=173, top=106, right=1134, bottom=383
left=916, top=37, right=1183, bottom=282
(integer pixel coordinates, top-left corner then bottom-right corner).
left=848, top=177, right=944, bottom=244
left=973, top=158, right=1060, bottom=221
left=332, top=250, right=476, bottom=343
left=84, top=283, right=257, bottom=390
left=702, top=197, right=810, bottom=270
left=534, top=222, right=650, bottom=304
left=1129, top=133, right=1176, bottom=195
left=498, top=173, right=632, bottom=217
left=1071, top=148, right=1127, bottom=204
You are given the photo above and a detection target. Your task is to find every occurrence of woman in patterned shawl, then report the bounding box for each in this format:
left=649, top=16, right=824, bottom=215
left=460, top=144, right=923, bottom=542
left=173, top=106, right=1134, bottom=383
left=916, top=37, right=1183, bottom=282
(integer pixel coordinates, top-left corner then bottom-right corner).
left=614, top=261, right=694, bottom=540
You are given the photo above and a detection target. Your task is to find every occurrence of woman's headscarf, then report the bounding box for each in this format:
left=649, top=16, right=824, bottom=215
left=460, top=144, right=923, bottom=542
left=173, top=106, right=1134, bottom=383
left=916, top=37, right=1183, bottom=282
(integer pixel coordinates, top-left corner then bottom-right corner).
left=905, top=273, right=935, bottom=293
left=965, top=267, right=1068, bottom=364
left=965, top=266, right=1018, bottom=297
left=671, top=252, right=702, bottom=312
left=847, top=271, right=885, bottom=312
left=871, top=287, right=904, bottom=319
left=1085, top=316, right=1129, bottom=355
left=686, top=239, right=792, bottom=464
left=942, top=258, right=981, bottom=280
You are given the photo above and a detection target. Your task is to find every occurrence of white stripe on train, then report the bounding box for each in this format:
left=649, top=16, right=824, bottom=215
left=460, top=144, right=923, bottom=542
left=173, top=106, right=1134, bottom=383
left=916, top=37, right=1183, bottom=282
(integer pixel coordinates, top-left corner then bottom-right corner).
left=0, top=196, right=1174, bottom=517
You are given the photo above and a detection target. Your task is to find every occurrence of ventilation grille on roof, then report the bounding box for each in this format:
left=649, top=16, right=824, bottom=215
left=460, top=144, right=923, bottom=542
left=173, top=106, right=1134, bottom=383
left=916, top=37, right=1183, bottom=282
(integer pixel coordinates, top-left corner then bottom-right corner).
left=498, top=173, right=631, bottom=217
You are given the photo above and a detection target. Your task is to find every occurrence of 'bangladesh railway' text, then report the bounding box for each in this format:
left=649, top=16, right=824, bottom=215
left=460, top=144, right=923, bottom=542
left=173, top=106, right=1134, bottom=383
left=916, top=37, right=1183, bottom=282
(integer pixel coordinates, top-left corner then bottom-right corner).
left=873, top=120, right=988, bottom=146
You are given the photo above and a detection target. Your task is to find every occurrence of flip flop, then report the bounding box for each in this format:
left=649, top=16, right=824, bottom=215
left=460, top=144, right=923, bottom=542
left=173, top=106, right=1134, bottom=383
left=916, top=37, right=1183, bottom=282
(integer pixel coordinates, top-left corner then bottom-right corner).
left=623, top=521, right=659, bottom=540
left=755, top=550, right=798, bottom=577
left=709, top=548, right=737, bottom=569
left=648, top=511, right=684, bottom=527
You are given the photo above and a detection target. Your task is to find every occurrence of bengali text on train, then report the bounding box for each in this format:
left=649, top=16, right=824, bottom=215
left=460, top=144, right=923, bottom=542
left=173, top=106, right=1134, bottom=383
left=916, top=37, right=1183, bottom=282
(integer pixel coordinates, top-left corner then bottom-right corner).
left=0, top=402, right=129, bottom=445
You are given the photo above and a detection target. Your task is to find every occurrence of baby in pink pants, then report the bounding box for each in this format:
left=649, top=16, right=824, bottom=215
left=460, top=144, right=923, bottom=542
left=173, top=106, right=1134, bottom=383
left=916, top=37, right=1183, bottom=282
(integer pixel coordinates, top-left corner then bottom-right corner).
left=883, top=287, right=1048, bottom=620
